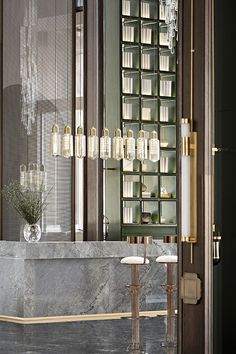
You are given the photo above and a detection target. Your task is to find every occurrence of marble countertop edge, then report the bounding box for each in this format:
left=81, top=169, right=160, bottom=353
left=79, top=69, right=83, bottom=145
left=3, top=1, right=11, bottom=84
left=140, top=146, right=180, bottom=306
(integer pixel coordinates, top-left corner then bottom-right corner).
left=0, top=240, right=177, bottom=260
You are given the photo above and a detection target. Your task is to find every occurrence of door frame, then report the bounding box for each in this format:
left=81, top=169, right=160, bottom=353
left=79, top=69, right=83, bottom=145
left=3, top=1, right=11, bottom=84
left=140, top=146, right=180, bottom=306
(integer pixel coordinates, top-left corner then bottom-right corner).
left=178, top=0, right=213, bottom=353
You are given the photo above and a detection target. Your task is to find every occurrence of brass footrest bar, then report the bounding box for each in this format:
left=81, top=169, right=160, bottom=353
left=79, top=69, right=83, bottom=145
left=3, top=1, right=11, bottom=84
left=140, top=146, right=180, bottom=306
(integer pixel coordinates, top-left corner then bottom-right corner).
left=0, top=311, right=168, bottom=325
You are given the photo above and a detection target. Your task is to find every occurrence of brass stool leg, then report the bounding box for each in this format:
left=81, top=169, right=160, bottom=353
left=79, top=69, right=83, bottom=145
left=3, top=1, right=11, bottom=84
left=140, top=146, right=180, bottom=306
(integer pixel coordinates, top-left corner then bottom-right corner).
left=127, top=264, right=144, bottom=353
left=161, top=263, right=177, bottom=348
left=131, top=264, right=140, bottom=320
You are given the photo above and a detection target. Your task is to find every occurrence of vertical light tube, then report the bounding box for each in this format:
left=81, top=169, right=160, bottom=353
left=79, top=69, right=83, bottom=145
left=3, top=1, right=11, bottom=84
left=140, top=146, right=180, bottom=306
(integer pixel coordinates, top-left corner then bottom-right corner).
left=181, top=118, right=191, bottom=239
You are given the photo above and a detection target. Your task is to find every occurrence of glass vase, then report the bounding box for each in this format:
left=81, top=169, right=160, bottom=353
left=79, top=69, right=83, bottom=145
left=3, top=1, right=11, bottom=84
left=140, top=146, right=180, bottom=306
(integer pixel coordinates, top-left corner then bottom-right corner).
left=23, top=223, right=41, bottom=242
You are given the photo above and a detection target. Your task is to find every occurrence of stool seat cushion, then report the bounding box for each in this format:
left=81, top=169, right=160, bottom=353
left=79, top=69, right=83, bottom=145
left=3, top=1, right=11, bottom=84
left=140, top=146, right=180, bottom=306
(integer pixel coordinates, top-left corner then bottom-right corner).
left=156, top=255, right=178, bottom=263
left=120, top=256, right=149, bottom=265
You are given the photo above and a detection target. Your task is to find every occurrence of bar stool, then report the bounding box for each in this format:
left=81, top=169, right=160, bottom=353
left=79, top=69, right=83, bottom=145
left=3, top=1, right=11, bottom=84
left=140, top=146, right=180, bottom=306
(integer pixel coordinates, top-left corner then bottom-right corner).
left=121, top=236, right=152, bottom=353
left=156, top=254, right=178, bottom=348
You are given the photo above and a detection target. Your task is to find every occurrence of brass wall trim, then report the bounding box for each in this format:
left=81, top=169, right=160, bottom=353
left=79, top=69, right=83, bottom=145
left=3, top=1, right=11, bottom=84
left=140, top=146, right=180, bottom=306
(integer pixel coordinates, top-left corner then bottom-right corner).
left=180, top=272, right=201, bottom=304
left=181, top=236, right=196, bottom=243
left=163, top=235, right=177, bottom=243
left=182, top=136, right=190, bottom=156
left=0, top=310, right=168, bottom=325
left=127, top=236, right=152, bottom=244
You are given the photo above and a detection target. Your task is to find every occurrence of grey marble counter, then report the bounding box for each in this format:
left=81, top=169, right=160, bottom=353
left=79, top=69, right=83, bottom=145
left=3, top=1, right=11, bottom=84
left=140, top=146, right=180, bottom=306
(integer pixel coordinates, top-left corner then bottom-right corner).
left=0, top=241, right=177, bottom=318
left=0, top=240, right=176, bottom=259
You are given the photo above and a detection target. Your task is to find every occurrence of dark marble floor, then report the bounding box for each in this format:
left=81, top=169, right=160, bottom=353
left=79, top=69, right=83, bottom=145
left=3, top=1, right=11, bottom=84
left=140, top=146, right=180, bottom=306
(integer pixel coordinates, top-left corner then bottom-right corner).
left=0, top=317, right=177, bottom=354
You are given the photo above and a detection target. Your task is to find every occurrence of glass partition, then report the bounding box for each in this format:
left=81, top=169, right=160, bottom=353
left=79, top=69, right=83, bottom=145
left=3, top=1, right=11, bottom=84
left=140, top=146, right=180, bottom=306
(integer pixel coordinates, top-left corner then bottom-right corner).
left=1, top=0, right=73, bottom=241
left=103, top=0, right=178, bottom=240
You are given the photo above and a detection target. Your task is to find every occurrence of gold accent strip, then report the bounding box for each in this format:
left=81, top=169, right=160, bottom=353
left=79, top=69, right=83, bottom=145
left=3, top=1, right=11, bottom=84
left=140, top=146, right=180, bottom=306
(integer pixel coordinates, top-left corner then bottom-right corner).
left=182, top=136, right=190, bottom=156
left=181, top=236, right=196, bottom=243
left=190, top=243, right=194, bottom=264
left=190, top=0, right=194, bottom=132
left=212, top=0, right=216, bottom=235
left=0, top=311, right=167, bottom=325
left=127, top=236, right=152, bottom=244
left=163, top=235, right=177, bottom=243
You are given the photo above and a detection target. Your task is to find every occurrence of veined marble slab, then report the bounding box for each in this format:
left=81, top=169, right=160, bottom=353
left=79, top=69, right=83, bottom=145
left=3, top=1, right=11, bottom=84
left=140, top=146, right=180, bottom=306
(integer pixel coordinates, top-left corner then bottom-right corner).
left=0, top=240, right=176, bottom=259
left=0, top=241, right=177, bottom=318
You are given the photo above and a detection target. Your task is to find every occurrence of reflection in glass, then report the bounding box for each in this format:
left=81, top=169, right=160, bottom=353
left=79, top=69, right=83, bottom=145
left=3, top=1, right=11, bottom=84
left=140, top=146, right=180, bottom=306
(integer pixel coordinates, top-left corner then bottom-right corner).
left=149, top=131, right=160, bottom=162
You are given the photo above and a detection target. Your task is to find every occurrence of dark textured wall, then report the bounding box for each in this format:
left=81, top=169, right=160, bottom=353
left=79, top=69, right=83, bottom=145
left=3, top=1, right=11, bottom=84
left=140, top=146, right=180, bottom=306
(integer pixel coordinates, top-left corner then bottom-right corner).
left=214, top=0, right=236, bottom=352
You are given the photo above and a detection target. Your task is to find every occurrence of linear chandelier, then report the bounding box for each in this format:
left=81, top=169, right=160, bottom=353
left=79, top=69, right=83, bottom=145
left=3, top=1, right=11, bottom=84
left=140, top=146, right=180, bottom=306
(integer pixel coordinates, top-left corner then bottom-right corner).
left=50, top=125, right=160, bottom=162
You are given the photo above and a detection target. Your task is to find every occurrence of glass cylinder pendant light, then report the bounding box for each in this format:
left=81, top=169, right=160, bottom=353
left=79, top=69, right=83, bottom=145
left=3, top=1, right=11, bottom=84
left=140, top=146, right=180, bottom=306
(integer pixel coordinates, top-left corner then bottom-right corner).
left=39, top=164, right=47, bottom=192
left=33, top=163, right=39, bottom=191
left=88, top=127, right=99, bottom=160
left=137, top=130, right=147, bottom=162
left=27, top=162, right=35, bottom=191
left=149, top=131, right=160, bottom=162
left=125, top=129, right=135, bottom=161
left=62, top=125, right=73, bottom=158
left=20, top=164, right=27, bottom=190
left=100, top=128, right=111, bottom=160
left=75, top=126, right=86, bottom=159
left=50, top=124, right=61, bottom=157
left=112, top=128, right=124, bottom=160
